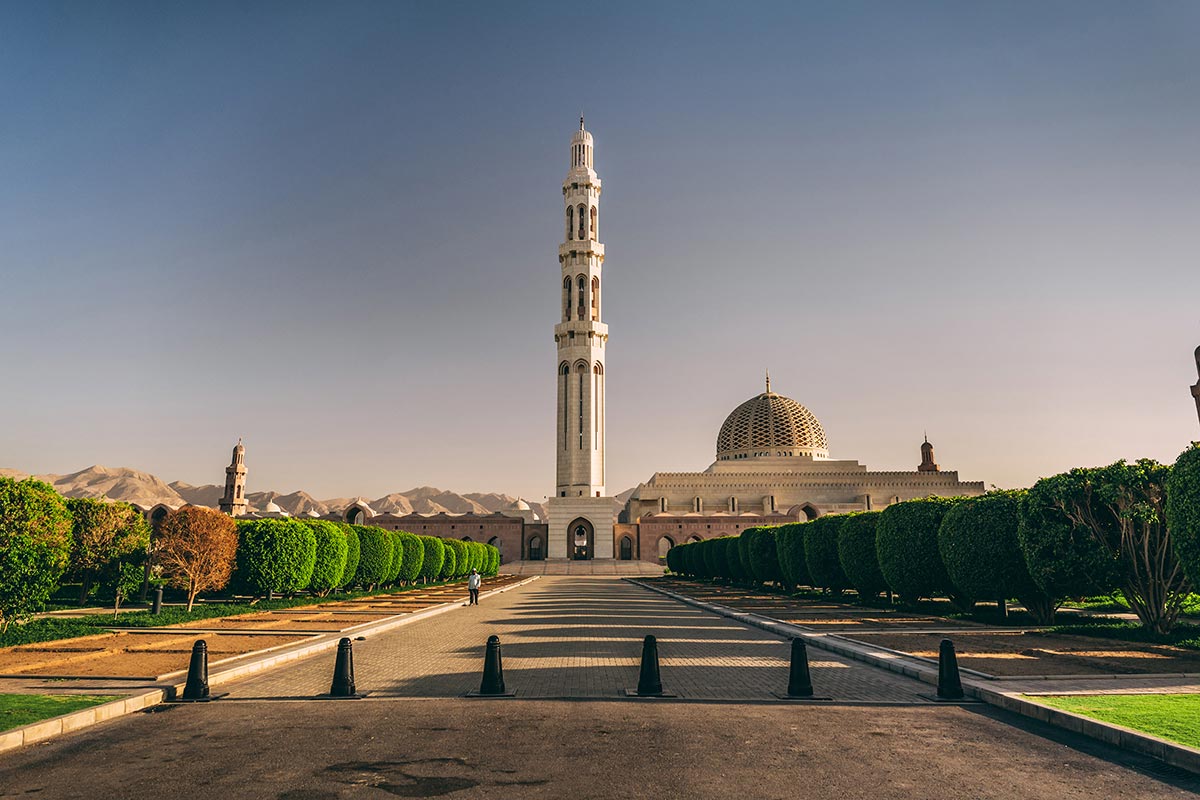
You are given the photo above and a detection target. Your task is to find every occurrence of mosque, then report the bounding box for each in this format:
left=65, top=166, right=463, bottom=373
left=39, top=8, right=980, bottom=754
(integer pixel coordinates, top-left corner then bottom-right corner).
left=157, top=119, right=984, bottom=566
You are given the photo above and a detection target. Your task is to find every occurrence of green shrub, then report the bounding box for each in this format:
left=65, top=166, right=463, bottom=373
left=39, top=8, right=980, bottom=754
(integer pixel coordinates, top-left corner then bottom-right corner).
left=0, top=478, right=73, bottom=633
left=481, top=544, right=499, bottom=576
left=384, top=531, right=404, bottom=584
left=804, top=515, right=850, bottom=592
left=1021, top=461, right=1185, bottom=634
left=723, top=537, right=746, bottom=582
left=1018, top=476, right=1119, bottom=602
left=64, top=498, right=148, bottom=604
left=338, top=523, right=360, bottom=589
left=305, top=520, right=349, bottom=595
left=467, top=541, right=485, bottom=573
left=396, top=532, right=424, bottom=583
left=875, top=497, right=959, bottom=601
left=775, top=522, right=809, bottom=589
left=736, top=531, right=758, bottom=581
left=419, top=536, right=446, bottom=581
left=938, top=491, right=1055, bottom=622
left=701, top=537, right=724, bottom=578
left=665, top=544, right=684, bottom=574
left=353, top=526, right=394, bottom=588
left=743, top=527, right=783, bottom=584
left=235, top=519, right=317, bottom=596
left=1169, top=443, right=1200, bottom=589
left=439, top=539, right=461, bottom=579
left=837, top=511, right=886, bottom=598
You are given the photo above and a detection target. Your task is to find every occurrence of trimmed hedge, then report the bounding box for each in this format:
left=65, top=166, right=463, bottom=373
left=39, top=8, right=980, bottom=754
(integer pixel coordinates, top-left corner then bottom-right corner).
left=353, top=526, right=394, bottom=588
left=723, top=537, right=746, bottom=582
left=836, top=511, right=886, bottom=598
left=702, top=537, right=724, bottom=579
left=775, top=522, right=808, bottom=590
left=235, top=519, right=318, bottom=595
left=938, top=490, right=1055, bottom=622
left=665, top=544, right=684, bottom=574
left=305, top=520, right=349, bottom=595
left=338, top=523, right=360, bottom=589
left=1168, top=443, right=1200, bottom=589
left=1018, top=474, right=1120, bottom=601
left=875, top=497, right=959, bottom=601
left=396, top=532, right=424, bottom=583
left=384, top=531, right=404, bottom=584
left=803, top=515, right=850, bottom=592
left=419, top=536, right=446, bottom=582
left=442, top=539, right=466, bottom=579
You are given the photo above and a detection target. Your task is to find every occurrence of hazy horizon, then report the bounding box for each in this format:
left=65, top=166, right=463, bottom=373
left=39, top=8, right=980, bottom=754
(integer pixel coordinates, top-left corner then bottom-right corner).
left=2, top=1, right=1198, bottom=502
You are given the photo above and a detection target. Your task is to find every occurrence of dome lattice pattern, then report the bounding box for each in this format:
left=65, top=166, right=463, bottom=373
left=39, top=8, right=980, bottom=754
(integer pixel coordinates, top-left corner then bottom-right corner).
left=716, top=392, right=828, bottom=460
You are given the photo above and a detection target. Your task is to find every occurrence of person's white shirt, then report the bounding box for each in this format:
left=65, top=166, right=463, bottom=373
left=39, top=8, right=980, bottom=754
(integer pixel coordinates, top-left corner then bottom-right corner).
left=468, top=572, right=481, bottom=590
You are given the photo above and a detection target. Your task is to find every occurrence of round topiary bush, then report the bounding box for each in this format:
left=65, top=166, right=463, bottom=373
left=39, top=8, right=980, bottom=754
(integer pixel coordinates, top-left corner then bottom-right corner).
left=684, top=541, right=708, bottom=578
left=236, top=519, right=318, bottom=596
left=665, top=543, right=684, bottom=574
left=836, top=511, right=886, bottom=598
left=774, top=522, right=809, bottom=590
left=441, top=539, right=465, bottom=579
left=723, top=537, right=745, bottom=582
left=0, top=477, right=73, bottom=632
left=803, top=515, right=850, bottom=592
left=744, top=527, right=783, bottom=585
left=337, top=523, right=360, bottom=590
left=482, top=543, right=500, bottom=575
left=419, top=536, right=446, bottom=582
left=383, top=531, right=404, bottom=584
left=701, top=537, right=725, bottom=579
left=938, top=491, right=1056, bottom=622
left=468, top=541, right=485, bottom=573
left=1168, top=443, right=1200, bottom=588
left=395, top=531, right=424, bottom=584
left=1017, top=475, right=1120, bottom=602
left=875, top=497, right=959, bottom=601
left=305, top=520, right=349, bottom=596
left=353, top=526, right=394, bottom=589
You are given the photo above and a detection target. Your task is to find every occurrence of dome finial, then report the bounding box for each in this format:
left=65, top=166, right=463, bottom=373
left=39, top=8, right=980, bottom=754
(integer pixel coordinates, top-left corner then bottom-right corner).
left=765, top=370, right=771, bottom=394
left=580, top=113, right=585, bottom=131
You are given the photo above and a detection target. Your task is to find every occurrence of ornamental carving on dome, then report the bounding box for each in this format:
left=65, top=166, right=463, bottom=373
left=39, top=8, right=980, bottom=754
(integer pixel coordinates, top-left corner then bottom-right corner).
left=716, top=392, right=829, bottom=460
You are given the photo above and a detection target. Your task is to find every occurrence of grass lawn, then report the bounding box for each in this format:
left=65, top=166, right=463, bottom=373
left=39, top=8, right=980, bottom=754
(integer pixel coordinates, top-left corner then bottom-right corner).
left=0, top=694, right=122, bottom=732
left=1030, top=694, right=1200, bottom=749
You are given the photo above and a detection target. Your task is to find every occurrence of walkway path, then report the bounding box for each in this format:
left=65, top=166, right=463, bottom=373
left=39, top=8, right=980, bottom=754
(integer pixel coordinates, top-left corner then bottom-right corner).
left=225, top=576, right=929, bottom=702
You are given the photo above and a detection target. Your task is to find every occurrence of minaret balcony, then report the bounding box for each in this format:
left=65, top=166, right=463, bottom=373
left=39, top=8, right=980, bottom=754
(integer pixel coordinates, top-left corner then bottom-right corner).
left=558, top=241, right=604, bottom=258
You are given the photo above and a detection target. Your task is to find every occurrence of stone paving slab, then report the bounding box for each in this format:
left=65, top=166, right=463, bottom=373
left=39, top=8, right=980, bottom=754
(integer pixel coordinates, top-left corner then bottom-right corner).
left=223, top=576, right=932, bottom=703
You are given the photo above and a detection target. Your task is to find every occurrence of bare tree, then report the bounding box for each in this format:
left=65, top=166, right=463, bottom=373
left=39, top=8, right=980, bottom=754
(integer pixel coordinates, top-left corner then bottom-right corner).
left=155, top=506, right=238, bottom=612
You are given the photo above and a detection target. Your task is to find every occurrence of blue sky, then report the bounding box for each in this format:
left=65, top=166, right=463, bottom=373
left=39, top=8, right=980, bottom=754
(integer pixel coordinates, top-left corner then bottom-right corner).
left=2, top=1, right=1198, bottom=500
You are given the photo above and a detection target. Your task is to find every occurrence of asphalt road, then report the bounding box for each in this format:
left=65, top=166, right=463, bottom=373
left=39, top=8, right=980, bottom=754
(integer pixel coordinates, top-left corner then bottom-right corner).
left=2, top=698, right=1198, bottom=799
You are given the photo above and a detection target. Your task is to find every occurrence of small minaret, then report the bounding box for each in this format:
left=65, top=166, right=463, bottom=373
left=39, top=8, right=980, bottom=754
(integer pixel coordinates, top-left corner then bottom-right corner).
left=1192, top=345, right=1200, bottom=431
left=918, top=434, right=940, bottom=473
left=218, top=439, right=247, bottom=517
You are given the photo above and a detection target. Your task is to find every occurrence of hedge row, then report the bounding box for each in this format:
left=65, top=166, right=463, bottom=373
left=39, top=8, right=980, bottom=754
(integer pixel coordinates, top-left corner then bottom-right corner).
left=235, top=520, right=502, bottom=597
left=669, top=446, right=1200, bottom=633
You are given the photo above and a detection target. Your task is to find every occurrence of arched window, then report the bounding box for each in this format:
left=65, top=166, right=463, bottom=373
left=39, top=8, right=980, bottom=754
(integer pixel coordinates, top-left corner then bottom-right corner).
left=560, top=361, right=570, bottom=450
left=593, top=362, right=603, bottom=448
left=589, top=206, right=597, bottom=241
left=567, top=206, right=574, bottom=240
left=577, top=275, right=586, bottom=320
left=577, top=203, right=586, bottom=240
left=619, top=536, right=633, bottom=560
left=528, top=535, right=543, bottom=561
left=591, top=276, right=599, bottom=320
left=563, top=276, right=572, bottom=320
left=576, top=361, right=587, bottom=449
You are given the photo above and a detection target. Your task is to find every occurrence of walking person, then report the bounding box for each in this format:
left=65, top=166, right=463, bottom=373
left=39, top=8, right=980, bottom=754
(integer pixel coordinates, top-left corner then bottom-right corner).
left=467, top=568, right=482, bottom=606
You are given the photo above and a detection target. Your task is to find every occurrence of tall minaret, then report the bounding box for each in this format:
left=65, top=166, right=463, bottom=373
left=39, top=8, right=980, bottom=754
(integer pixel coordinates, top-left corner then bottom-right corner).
left=218, top=439, right=247, bottom=517
left=554, top=116, right=607, bottom=498
left=1192, top=345, right=1200, bottom=430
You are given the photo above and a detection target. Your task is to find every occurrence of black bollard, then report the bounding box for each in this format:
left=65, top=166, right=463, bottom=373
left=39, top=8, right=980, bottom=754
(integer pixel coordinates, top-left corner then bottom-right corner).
left=181, top=640, right=210, bottom=701
left=937, top=638, right=965, bottom=700
left=469, top=634, right=514, bottom=696
left=634, top=635, right=666, bottom=696
left=786, top=638, right=814, bottom=698
left=329, top=637, right=358, bottom=697
left=151, top=587, right=163, bottom=615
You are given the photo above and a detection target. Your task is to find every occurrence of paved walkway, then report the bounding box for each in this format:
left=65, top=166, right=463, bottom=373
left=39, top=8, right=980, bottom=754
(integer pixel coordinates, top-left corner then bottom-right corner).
left=224, top=576, right=930, bottom=702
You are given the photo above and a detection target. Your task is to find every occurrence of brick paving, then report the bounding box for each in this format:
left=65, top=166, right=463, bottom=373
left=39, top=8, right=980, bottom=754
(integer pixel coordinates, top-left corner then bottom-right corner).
left=223, top=576, right=931, bottom=702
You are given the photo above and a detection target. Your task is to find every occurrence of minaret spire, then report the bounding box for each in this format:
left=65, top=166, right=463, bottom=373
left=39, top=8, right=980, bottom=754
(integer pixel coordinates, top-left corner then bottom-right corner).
left=765, top=370, right=771, bottom=394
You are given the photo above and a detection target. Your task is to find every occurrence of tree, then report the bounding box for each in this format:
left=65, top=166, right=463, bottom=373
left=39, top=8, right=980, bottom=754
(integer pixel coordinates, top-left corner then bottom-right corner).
left=803, top=514, right=850, bottom=592
left=1167, top=443, right=1200, bottom=589
left=1025, top=461, right=1188, bottom=634
left=440, top=539, right=461, bottom=580
left=419, top=536, right=446, bottom=582
left=775, top=522, right=809, bottom=590
left=0, top=478, right=73, bottom=633
left=305, top=520, right=349, bottom=596
left=65, top=498, right=149, bottom=604
left=938, top=491, right=1056, bottom=623
left=444, top=539, right=469, bottom=579
left=155, top=506, right=237, bottom=612
left=353, top=526, right=394, bottom=589
left=102, top=554, right=146, bottom=619
left=876, top=497, right=960, bottom=602
left=384, top=531, right=405, bottom=584
left=743, top=528, right=783, bottom=585
left=837, top=511, right=887, bottom=599
left=236, top=519, right=318, bottom=597
left=396, top=532, right=425, bottom=584
left=338, top=523, right=361, bottom=590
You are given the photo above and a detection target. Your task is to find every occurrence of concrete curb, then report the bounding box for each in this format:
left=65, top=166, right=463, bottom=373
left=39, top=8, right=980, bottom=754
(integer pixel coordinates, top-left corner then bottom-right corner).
left=0, top=576, right=539, bottom=756
left=628, top=579, right=1200, bottom=775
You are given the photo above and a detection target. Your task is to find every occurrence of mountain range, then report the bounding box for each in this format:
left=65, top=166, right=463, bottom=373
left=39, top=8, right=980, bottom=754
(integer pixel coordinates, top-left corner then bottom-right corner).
left=0, top=464, right=633, bottom=521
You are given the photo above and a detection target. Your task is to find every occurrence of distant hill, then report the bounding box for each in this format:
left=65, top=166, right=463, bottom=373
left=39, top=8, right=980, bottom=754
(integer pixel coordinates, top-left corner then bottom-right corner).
left=0, top=463, right=615, bottom=522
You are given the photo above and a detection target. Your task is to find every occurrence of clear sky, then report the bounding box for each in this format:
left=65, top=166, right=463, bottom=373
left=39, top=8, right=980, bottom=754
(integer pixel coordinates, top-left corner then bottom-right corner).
left=2, top=1, right=1198, bottom=501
